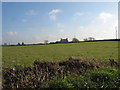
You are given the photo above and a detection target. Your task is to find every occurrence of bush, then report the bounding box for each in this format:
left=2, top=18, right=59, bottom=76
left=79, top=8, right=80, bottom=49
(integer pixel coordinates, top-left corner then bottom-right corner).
left=41, top=75, right=73, bottom=88
left=48, top=79, right=73, bottom=88
left=84, top=67, right=120, bottom=88
left=41, top=67, right=120, bottom=88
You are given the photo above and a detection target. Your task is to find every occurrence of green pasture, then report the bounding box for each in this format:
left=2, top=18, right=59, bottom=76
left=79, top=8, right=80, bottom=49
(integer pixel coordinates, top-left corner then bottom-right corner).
left=2, top=41, right=118, bottom=68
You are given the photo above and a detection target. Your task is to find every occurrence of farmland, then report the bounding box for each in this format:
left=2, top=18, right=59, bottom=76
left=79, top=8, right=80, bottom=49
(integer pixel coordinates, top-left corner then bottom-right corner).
left=2, top=41, right=118, bottom=68
left=2, top=41, right=120, bottom=89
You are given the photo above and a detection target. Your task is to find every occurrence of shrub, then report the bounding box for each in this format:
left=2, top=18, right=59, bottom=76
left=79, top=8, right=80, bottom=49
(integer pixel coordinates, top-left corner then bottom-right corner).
left=41, top=67, right=120, bottom=88
left=41, top=76, right=73, bottom=88
left=85, top=67, right=120, bottom=88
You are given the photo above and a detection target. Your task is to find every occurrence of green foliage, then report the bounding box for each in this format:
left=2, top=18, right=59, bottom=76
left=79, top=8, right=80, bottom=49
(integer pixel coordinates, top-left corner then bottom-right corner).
left=41, top=72, right=74, bottom=88
left=42, top=78, right=73, bottom=88
left=41, top=67, right=120, bottom=88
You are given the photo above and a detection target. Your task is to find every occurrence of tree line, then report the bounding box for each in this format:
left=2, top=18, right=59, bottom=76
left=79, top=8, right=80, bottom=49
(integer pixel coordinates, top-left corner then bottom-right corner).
left=3, top=37, right=96, bottom=46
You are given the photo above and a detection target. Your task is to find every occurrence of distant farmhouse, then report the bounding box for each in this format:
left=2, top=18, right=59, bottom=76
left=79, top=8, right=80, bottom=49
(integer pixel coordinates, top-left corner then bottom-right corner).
left=55, top=38, right=69, bottom=44
left=60, top=38, right=68, bottom=43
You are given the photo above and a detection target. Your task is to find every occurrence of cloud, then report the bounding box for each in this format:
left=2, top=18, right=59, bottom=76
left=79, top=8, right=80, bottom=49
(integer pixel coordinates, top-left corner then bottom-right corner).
left=7, top=32, right=17, bottom=36
left=91, top=12, right=117, bottom=28
left=75, top=12, right=84, bottom=16
left=49, top=9, right=61, bottom=20
left=77, top=26, right=86, bottom=31
left=57, top=23, right=65, bottom=28
left=56, top=23, right=65, bottom=33
left=21, top=19, right=27, bottom=22
left=47, top=34, right=59, bottom=41
left=59, top=29, right=65, bottom=33
left=0, top=36, right=2, bottom=41
left=25, top=10, right=37, bottom=16
left=49, top=9, right=61, bottom=15
left=73, top=12, right=84, bottom=22
left=97, top=12, right=112, bottom=23
left=50, top=15, right=56, bottom=20
left=76, top=12, right=117, bottom=40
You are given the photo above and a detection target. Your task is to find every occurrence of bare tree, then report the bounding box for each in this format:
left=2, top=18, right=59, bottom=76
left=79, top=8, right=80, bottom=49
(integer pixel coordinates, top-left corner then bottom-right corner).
left=83, top=38, right=88, bottom=41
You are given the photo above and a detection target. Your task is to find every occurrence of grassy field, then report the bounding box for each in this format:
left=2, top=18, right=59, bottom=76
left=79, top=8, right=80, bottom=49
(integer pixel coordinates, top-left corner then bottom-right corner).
left=2, top=41, right=118, bottom=68
left=2, top=41, right=120, bottom=88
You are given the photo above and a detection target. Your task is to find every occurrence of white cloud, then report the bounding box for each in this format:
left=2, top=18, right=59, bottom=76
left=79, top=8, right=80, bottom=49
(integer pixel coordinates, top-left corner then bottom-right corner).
left=49, top=9, right=61, bottom=15
left=49, top=9, right=61, bottom=21
left=77, top=26, right=86, bottom=31
left=76, top=12, right=117, bottom=40
left=21, top=19, right=27, bottom=22
left=0, top=36, right=2, bottom=41
left=25, top=10, right=37, bottom=15
left=59, top=29, right=65, bottom=33
left=75, top=12, right=84, bottom=16
left=97, top=12, right=112, bottom=23
left=50, top=15, right=56, bottom=20
left=56, top=23, right=65, bottom=33
left=7, top=32, right=17, bottom=36
left=47, top=34, right=59, bottom=41
left=92, top=12, right=117, bottom=28
left=57, top=23, right=65, bottom=28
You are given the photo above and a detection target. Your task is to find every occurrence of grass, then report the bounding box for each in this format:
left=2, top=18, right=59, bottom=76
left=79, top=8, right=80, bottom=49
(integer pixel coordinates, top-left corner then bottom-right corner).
left=2, top=41, right=118, bottom=68
left=2, top=41, right=119, bottom=88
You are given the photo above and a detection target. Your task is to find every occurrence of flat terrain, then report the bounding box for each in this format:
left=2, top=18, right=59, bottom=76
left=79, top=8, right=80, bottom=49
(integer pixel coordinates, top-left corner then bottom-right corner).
left=2, top=41, right=118, bottom=68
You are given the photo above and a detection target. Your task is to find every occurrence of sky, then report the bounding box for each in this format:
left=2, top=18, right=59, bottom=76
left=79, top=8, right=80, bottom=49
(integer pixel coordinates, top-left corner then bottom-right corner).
left=2, top=2, right=118, bottom=44
left=0, top=2, right=2, bottom=45
left=2, top=0, right=120, bottom=2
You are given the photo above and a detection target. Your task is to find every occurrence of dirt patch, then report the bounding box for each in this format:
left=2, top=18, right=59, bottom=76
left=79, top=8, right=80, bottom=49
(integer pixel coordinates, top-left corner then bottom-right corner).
left=59, top=57, right=99, bottom=73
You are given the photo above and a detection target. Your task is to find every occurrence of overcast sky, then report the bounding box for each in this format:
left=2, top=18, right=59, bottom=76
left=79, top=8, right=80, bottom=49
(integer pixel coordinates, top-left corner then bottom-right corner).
left=2, top=2, right=118, bottom=44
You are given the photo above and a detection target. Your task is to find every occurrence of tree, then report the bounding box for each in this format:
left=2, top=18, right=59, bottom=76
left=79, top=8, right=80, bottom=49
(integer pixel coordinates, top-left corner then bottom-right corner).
left=83, top=38, right=88, bottom=41
left=83, top=37, right=95, bottom=41
left=4, top=43, right=7, bottom=46
left=72, top=38, right=79, bottom=43
left=44, top=40, right=49, bottom=44
left=88, top=37, right=95, bottom=41
left=18, top=43, right=20, bottom=46
left=22, top=42, right=25, bottom=45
